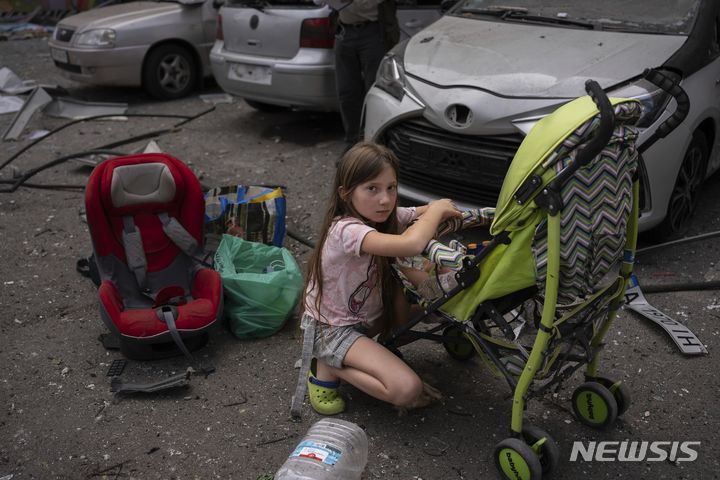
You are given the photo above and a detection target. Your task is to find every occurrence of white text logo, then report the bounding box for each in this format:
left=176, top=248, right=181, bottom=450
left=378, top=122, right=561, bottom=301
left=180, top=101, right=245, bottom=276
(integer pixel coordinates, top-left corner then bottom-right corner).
left=569, top=441, right=700, bottom=462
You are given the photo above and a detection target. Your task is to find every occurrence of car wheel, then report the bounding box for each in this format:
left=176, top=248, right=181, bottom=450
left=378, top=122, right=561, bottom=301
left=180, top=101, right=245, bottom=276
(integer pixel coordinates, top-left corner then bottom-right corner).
left=244, top=99, right=288, bottom=112
left=143, top=44, right=198, bottom=100
left=651, top=130, right=709, bottom=240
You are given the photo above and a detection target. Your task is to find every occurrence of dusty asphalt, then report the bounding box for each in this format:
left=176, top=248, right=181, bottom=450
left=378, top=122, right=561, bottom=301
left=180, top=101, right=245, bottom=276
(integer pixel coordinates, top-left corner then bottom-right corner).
left=1, top=38, right=719, bottom=480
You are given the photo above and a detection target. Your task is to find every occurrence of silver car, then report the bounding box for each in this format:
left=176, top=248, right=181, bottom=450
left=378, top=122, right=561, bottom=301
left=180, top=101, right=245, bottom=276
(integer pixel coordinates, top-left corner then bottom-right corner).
left=210, top=0, right=442, bottom=112
left=365, top=0, right=720, bottom=239
left=47, top=0, right=219, bottom=99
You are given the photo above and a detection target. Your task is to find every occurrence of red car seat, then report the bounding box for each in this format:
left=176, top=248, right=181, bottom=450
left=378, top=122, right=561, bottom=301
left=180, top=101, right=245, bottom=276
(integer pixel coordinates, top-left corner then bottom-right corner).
left=85, top=153, right=223, bottom=360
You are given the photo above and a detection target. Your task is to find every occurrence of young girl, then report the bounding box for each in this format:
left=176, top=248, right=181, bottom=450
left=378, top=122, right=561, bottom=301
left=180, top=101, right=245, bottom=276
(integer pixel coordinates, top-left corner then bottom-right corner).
left=290, top=142, right=460, bottom=417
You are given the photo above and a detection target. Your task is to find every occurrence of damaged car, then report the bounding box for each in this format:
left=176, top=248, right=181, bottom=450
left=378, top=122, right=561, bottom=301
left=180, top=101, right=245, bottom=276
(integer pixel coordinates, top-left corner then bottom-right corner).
left=210, top=0, right=442, bottom=112
left=47, top=0, right=220, bottom=99
left=364, top=0, right=720, bottom=239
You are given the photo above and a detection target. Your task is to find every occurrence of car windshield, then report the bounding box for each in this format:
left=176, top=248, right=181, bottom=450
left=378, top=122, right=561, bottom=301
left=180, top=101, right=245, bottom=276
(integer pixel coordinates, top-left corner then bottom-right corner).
left=451, top=0, right=701, bottom=34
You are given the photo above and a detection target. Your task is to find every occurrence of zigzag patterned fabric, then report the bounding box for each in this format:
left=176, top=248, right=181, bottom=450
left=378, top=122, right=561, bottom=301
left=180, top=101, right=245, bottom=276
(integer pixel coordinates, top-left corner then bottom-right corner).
left=533, top=102, right=641, bottom=305
left=392, top=264, right=433, bottom=308
left=393, top=207, right=496, bottom=303
left=436, top=207, right=495, bottom=238
left=418, top=207, right=496, bottom=271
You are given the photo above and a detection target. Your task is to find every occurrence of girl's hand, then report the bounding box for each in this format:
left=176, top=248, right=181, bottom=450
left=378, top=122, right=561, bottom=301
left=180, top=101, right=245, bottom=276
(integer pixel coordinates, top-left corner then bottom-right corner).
left=429, top=198, right=462, bottom=220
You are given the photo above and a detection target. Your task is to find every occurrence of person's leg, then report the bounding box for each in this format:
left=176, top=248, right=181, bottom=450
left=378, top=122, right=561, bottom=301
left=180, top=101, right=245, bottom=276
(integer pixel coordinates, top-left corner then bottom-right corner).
left=325, top=336, right=422, bottom=406
left=353, top=24, right=386, bottom=139
left=334, top=28, right=366, bottom=144
left=358, top=23, right=386, bottom=93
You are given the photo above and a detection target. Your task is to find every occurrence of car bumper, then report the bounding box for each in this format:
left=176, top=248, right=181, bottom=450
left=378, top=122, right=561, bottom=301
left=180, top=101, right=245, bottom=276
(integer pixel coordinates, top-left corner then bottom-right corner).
left=210, top=42, right=338, bottom=111
left=47, top=40, right=146, bottom=86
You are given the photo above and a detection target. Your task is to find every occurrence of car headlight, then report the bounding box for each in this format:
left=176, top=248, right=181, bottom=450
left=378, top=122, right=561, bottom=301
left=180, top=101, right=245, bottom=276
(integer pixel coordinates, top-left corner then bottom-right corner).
left=375, top=54, right=407, bottom=101
left=74, top=29, right=116, bottom=47
left=609, top=76, right=676, bottom=128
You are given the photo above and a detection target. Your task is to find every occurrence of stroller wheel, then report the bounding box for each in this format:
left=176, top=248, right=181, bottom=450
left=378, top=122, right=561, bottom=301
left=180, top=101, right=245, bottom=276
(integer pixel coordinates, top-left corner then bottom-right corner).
left=494, top=437, right=542, bottom=480
left=594, top=376, right=632, bottom=416
left=442, top=324, right=475, bottom=361
left=521, top=424, right=560, bottom=475
left=571, top=381, right=618, bottom=429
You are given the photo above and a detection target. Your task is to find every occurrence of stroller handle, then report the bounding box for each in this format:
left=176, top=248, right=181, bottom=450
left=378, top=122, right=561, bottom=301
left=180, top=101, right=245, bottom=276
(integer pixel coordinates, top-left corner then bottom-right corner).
left=574, top=80, right=615, bottom=168
left=638, top=68, right=690, bottom=154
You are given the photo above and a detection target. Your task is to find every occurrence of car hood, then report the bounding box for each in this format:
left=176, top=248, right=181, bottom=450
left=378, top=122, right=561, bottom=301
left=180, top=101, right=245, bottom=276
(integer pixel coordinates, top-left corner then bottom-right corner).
left=403, top=16, right=688, bottom=97
left=58, top=2, right=184, bottom=30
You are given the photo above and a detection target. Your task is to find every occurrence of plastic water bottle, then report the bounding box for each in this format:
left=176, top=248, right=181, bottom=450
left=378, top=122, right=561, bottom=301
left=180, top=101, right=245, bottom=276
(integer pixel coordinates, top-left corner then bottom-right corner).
left=275, top=419, right=368, bottom=480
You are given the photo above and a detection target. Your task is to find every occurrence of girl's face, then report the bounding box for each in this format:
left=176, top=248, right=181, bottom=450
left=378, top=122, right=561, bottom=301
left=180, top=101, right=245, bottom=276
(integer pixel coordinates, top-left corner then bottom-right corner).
left=348, top=164, right=397, bottom=224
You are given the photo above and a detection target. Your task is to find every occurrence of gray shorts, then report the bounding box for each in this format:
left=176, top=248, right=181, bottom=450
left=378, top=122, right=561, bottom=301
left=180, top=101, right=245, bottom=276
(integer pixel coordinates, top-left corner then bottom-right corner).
left=301, top=313, right=365, bottom=369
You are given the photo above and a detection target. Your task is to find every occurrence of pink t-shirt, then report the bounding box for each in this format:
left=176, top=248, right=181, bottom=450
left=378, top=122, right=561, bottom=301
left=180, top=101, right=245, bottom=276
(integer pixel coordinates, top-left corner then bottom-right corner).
left=304, top=207, right=417, bottom=327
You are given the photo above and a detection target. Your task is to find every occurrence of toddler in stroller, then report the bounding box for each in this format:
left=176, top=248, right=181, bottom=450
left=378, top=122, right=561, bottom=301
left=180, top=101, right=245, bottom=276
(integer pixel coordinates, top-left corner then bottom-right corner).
left=385, top=72, right=689, bottom=479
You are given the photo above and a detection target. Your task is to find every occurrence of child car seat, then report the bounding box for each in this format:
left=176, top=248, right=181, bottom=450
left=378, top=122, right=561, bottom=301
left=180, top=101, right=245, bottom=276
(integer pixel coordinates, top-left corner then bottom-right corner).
left=85, top=153, right=223, bottom=360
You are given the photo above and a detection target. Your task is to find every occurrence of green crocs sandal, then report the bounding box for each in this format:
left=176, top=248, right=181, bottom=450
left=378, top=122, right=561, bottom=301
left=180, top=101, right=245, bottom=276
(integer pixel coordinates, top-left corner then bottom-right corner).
left=307, top=361, right=345, bottom=415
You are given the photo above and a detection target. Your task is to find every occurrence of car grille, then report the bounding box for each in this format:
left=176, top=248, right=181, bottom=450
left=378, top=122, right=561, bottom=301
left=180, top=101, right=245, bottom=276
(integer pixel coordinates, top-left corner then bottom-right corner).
left=55, top=26, right=75, bottom=43
left=383, top=118, right=523, bottom=206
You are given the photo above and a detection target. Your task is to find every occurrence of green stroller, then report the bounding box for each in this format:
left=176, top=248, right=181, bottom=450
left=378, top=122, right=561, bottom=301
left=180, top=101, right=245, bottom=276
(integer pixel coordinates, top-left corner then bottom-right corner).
left=385, top=71, right=688, bottom=479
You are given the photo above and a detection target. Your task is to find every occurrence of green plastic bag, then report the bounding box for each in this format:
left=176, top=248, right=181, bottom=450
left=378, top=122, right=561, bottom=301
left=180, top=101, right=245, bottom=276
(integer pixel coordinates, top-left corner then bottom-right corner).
left=214, top=234, right=304, bottom=339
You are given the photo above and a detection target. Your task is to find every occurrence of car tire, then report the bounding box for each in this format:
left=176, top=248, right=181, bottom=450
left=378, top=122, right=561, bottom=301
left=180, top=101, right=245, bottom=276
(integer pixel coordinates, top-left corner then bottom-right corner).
left=244, top=99, right=288, bottom=112
left=649, top=130, right=709, bottom=241
left=143, top=44, right=198, bottom=100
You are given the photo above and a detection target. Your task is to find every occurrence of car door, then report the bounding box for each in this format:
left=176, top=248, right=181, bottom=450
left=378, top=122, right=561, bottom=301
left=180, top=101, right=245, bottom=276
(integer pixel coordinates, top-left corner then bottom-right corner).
left=396, top=0, right=442, bottom=40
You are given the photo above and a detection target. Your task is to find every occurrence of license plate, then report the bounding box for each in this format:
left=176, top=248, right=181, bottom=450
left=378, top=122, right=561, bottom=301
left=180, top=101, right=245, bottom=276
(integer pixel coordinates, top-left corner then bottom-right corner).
left=51, top=48, right=69, bottom=63
left=231, top=63, right=271, bottom=85
left=625, top=275, right=707, bottom=355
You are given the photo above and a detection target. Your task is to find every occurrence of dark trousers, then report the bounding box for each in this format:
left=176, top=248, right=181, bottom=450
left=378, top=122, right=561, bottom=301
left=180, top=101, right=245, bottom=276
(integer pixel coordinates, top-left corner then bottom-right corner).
left=334, top=22, right=386, bottom=144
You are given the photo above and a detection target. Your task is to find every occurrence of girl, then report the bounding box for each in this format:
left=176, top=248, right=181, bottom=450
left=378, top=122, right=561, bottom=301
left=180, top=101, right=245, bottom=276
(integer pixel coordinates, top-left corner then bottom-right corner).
left=290, top=142, right=460, bottom=417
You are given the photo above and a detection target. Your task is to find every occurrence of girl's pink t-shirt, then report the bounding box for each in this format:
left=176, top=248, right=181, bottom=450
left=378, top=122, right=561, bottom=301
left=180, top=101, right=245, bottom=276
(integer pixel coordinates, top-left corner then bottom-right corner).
left=304, top=207, right=417, bottom=327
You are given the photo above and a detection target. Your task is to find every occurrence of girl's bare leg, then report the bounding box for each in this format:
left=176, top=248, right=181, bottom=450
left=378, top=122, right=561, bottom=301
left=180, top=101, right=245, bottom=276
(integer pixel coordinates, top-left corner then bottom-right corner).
left=324, top=336, right=422, bottom=407
left=315, top=284, right=423, bottom=405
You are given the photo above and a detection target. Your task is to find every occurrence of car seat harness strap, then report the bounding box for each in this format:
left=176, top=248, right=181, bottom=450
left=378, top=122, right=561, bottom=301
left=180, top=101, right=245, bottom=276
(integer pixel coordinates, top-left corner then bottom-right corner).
left=122, top=215, right=149, bottom=289
left=156, top=304, right=195, bottom=363
left=157, top=212, right=202, bottom=258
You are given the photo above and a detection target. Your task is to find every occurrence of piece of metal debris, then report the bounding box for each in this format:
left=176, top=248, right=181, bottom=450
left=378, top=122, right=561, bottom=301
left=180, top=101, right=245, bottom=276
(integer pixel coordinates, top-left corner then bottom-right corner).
left=142, top=140, right=163, bottom=153
left=111, top=368, right=193, bottom=395
left=0, top=95, right=25, bottom=115
left=0, top=67, right=37, bottom=95
left=43, top=97, right=128, bottom=120
left=2, top=87, right=52, bottom=141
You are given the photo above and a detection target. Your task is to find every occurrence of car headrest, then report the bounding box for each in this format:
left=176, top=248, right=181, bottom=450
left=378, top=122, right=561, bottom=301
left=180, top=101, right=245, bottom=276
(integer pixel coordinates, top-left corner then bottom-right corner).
left=110, top=162, right=176, bottom=208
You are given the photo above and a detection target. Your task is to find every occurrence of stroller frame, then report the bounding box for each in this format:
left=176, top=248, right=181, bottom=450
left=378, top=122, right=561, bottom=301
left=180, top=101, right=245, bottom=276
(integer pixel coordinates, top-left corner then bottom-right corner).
left=385, top=71, right=689, bottom=479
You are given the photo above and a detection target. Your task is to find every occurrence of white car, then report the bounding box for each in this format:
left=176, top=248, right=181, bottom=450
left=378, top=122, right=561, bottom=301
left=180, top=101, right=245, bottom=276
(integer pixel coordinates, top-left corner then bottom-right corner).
left=364, top=0, right=720, bottom=239
left=48, top=0, right=219, bottom=99
left=210, top=0, right=443, bottom=112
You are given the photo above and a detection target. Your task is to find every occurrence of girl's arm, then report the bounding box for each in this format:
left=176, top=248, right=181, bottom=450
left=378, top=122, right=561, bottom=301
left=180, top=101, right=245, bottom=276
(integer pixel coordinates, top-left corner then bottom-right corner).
left=361, top=199, right=460, bottom=257
left=415, top=204, right=430, bottom=217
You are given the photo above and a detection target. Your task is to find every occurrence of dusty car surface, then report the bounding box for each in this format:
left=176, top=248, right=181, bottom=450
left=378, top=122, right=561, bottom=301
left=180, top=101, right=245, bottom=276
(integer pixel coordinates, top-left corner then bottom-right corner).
left=364, top=0, right=720, bottom=239
left=47, top=0, right=219, bottom=99
left=210, top=0, right=442, bottom=112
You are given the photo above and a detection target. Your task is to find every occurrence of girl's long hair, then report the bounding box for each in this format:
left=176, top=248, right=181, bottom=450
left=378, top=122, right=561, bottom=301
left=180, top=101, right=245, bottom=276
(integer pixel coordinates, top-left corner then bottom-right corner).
left=305, top=142, right=401, bottom=332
